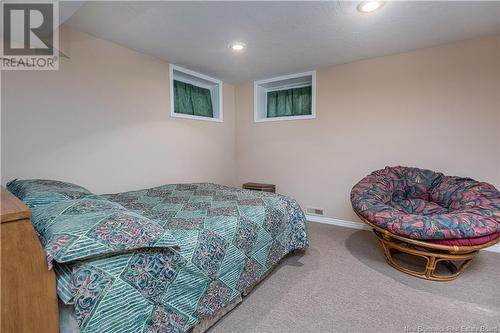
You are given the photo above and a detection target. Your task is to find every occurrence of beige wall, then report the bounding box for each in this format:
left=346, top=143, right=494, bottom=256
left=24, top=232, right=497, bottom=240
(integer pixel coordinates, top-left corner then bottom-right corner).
left=1, top=27, right=237, bottom=194
left=235, top=35, right=500, bottom=222
left=2, top=28, right=498, bottom=223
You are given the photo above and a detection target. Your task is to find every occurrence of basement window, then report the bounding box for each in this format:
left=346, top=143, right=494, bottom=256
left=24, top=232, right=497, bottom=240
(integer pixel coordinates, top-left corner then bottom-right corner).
left=254, top=71, right=316, bottom=122
left=170, top=64, right=223, bottom=122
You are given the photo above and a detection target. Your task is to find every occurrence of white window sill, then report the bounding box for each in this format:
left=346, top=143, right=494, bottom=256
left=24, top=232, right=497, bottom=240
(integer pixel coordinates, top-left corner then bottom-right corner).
left=254, top=114, right=316, bottom=123
left=171, top=112, right=223, bottom=122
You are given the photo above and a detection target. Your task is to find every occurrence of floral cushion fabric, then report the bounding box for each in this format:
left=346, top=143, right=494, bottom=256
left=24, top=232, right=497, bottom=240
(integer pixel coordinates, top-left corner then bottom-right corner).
left=429, top=232, right=500, bottom=246
left=351, top=166, right=500, bottom=240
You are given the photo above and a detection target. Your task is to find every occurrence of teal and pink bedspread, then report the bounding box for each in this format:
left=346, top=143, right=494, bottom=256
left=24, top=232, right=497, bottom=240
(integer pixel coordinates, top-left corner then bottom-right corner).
left=7, top=180, right=308, bottom=333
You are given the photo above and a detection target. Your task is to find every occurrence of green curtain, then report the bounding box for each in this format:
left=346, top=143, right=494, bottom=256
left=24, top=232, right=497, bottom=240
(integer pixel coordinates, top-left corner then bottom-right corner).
left=267, top=86, right=312, bottom=118
left=174, top=80, right=214, bottom=117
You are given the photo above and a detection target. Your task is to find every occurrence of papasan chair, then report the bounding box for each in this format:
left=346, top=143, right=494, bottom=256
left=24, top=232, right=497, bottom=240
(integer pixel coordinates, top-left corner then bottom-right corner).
left=351, top=166, right=499, bottom=281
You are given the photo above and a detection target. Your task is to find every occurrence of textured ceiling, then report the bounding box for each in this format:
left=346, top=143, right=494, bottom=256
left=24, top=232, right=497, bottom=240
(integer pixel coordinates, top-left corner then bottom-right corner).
left=64, top=1, right=500, bottom=82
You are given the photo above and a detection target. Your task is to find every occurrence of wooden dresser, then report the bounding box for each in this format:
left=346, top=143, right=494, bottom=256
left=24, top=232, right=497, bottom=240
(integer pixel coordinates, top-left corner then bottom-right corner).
left=1, top=187, right=59, bottom=333
left=242, top=182, right=276, bottom=193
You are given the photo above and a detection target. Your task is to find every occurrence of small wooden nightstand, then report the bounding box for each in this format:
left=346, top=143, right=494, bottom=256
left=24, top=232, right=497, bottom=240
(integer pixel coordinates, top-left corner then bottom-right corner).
left=1, top=187, right=59, bottom=333
left=242, top=182, right=276, bottom=193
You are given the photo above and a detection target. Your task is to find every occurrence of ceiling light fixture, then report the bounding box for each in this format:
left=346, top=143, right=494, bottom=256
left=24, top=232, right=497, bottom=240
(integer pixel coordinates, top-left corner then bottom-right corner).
left=230, top=42, right=246, bottom=51
left=357, top=1, right=384, bottom=13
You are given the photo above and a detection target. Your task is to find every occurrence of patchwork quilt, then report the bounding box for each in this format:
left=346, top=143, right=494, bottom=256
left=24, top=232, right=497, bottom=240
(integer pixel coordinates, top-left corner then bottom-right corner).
left=7, top=180, right=308, bottom=333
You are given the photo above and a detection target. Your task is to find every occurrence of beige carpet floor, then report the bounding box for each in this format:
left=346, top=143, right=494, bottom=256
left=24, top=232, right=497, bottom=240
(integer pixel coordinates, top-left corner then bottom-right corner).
left=210, top=222, right=500, bottom=333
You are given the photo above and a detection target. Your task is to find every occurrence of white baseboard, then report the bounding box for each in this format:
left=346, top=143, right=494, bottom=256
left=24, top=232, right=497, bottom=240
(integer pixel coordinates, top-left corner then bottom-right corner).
left=305, top=214, right=500, bottom=254
left=305, top=215, right=371, bottom=231
left=483, top=243, right=500, bottom=254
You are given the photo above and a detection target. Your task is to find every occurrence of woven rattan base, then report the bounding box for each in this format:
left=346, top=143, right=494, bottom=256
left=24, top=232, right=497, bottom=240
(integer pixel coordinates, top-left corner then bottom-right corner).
left=355, top=211, right=499, bottom=281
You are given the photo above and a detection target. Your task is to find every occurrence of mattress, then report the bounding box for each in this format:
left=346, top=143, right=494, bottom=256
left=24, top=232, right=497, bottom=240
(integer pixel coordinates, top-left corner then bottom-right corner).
left=59, top=249, right=303, bottom=333
left=60, top=295, right=245, bottom=333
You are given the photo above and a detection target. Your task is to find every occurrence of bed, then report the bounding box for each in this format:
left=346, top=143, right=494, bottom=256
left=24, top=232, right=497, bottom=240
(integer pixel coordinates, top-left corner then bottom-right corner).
left=7, top=180, right=308, bottom=333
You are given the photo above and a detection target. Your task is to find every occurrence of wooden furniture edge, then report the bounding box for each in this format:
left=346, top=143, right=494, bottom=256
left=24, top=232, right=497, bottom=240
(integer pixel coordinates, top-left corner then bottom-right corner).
left=243, top=182, right=275, bottom=187
left=1, top=187, right=31, bottom=223
left=1, top=186, right=59, bottom=332
left=242, top=183, right=276, bottom=193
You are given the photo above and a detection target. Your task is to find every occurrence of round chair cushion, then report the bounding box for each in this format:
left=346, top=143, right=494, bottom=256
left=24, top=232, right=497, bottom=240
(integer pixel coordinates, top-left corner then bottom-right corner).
left=351, top=166, right=500, bottom=240
left=428, top=232, right=499, bottom=246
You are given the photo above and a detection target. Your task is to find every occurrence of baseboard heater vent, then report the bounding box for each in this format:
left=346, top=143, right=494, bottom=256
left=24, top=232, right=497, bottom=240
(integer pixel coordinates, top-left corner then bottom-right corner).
left=306, top=207, right=324, bottom=216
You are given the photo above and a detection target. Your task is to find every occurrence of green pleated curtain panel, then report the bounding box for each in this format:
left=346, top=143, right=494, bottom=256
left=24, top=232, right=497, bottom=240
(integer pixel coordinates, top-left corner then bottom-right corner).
left=174, top=80, right=214, bottom=117
left=267, top=86, right=312, bottom=118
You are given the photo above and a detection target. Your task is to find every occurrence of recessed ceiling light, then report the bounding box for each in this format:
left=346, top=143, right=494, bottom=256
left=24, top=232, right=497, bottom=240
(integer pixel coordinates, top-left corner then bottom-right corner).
left=357, top=1, right=384, bottom=13
left=230, top=42, right=246, bottom=51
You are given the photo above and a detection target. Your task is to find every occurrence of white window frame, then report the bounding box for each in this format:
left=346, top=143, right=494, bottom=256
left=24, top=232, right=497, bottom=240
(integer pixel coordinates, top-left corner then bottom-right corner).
left=170, top=64, right=223, bottom=122
left=254, top=70, right=316, bottom=123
